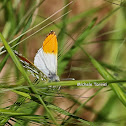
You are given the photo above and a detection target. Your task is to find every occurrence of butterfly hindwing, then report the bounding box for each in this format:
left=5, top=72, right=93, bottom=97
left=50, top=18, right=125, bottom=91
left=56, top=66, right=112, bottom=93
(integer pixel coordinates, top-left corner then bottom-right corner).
left=14, top=51, right=48, bottom=81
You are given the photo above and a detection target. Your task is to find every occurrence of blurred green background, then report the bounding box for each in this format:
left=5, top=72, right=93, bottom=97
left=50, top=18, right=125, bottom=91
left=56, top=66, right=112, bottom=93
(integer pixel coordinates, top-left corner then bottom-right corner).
left=0, top=0, right=126, bottom=126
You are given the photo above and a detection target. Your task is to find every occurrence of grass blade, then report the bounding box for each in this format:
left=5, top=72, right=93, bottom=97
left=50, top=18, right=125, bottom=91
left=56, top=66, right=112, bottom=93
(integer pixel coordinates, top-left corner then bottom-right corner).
left=0, top=34, right=59, bottom=126
left=80, top=47, right=126, bottom=106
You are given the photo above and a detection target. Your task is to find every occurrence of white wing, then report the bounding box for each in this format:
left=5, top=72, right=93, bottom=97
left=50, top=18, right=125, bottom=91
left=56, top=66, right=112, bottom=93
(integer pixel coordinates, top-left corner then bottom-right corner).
left=34, top=48, right=57, bottom=77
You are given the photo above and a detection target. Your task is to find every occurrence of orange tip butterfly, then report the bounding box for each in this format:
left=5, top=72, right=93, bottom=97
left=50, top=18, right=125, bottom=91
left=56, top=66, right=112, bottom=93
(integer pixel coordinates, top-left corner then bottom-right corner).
left=14, top=30, right=60, bottom=82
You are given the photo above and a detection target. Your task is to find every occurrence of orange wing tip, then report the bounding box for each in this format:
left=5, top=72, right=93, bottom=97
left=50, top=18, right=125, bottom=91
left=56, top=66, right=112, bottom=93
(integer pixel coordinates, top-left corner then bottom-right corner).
left=43, top=31, right=58, bottom=55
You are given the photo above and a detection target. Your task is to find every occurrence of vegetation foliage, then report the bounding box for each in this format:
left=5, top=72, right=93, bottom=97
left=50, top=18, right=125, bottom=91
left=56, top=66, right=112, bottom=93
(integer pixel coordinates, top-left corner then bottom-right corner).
left=0, top=0, right=126, bottom=126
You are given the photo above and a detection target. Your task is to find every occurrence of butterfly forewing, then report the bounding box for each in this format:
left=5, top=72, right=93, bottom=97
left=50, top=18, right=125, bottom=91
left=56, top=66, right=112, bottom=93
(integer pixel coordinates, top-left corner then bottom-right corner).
left=34, top=31, right=59, bottom=81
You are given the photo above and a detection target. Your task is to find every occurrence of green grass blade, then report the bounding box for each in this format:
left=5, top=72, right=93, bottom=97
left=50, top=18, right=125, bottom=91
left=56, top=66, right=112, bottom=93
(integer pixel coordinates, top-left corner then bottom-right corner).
left=0, top=54, right=9, bottom=72
left=39, top=79, right=126, bottom=87
left=0, top=108, right=29, bottom=116
left=0, top=34, right=59, bottom=126
left=58, top=0, right=70, bottom=50
left=0, top=15, right=33, bottom=73
left=58, top=18, right=97, bottom=75
left=47, top=104, right=96, bottom=126
left=12, top=90, right=31, bottom=99
left=0, top=33, right=33, bottom=87
left=80, top=47, right=126, bottom=106
left=95, top=94, right=117, bottom=122
left=14, top=102, right=39, bottom=126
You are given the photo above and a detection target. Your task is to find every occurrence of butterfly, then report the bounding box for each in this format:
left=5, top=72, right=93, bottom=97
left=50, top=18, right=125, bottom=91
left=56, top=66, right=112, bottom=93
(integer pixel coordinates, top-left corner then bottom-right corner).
left=14, top=30, right=60, bottom=82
